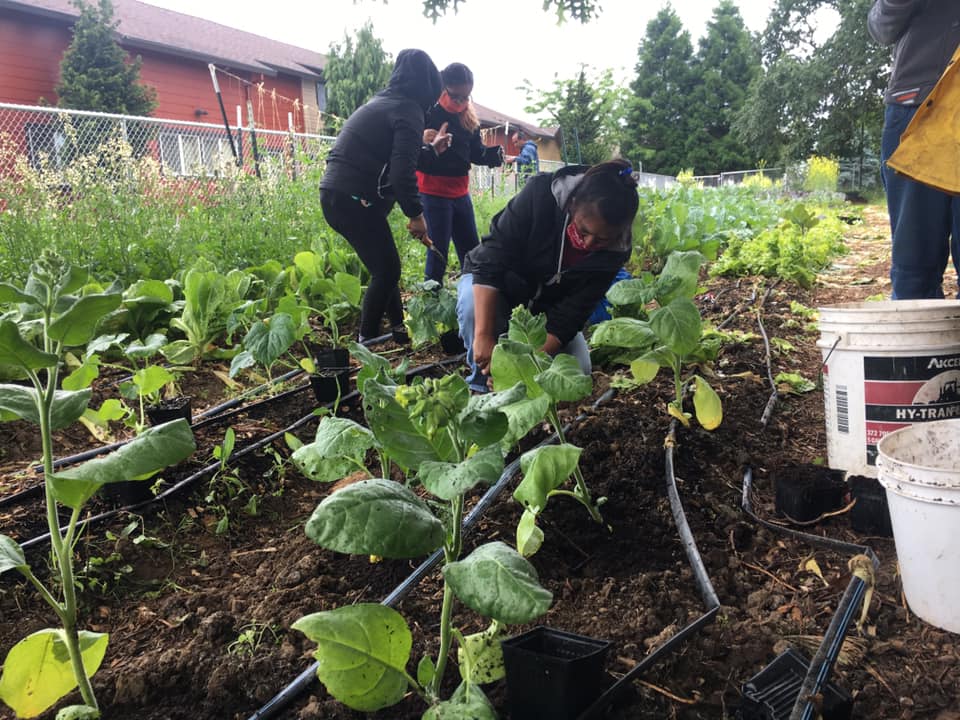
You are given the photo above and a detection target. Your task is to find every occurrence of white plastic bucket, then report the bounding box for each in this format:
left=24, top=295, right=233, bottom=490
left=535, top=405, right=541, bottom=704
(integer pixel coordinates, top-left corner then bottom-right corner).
left=817, top=300, right=960, bottom=478
left=876, top=418, right=960, bottom=634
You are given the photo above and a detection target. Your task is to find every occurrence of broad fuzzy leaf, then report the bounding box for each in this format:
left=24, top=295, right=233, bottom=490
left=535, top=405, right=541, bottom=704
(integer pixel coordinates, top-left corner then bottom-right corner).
left=47, top=293, right=122, bottom=346
left=292, top=417, right=376, bottom=483
left=422, top=683, right=496, bottom=720
left=457, top=624, right=506, bottom=685
left=443, top=541, right=552, bottom=624
left=589, top=317, right=656, bottom=350
left=514, top=444, right=582, bottom=513
left=362, top=379, right=453, bottom=468
left=0, top=534, right=27, bottom=576
left=0, top=385, right=91, bottom=430
left=650, top=298, right=703, bottom=357
left=51, top=419, right=195, bottom=509
left=418, top=445, right=504, bottom=501
left=535, top=353, right=592, bottom=402
left=0, top=629, right=107, bottom=718
left=292, top=604, right=411, bottom=713
left=692, top=375, right=723, bottom=430
left=244, top=313, right=296, bottom=367
left=0, top=321, right=58, bottom=371
left=305, top=478, right=444, bottom=558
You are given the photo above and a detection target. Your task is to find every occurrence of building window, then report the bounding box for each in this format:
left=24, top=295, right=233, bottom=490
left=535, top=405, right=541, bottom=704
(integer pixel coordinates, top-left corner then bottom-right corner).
left=158, top=130, right=232, bottom=175
left=316, top=81, right=327, bottom=113
left=25, top=122, right=69, bottom=170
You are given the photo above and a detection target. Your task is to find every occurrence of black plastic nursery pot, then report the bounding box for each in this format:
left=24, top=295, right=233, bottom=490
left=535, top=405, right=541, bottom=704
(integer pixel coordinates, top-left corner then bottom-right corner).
left=309, top=347, right=351, bottom=403
left=772, top=464, right=846, bottom=523
left=846, top=475, right=893, bottom=537
left=739, top=647, right=853, bottom=720
left=145, top=395, right=193, bottom=426
left=439, top=328, right=466, bottom=355
left=103, top=397, right=193, bottom=506
left=501, top=626, right=611, bottom=720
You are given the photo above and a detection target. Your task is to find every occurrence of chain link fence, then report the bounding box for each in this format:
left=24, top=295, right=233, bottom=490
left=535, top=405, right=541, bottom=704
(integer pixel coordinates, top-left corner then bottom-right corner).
left=0, top=102, right=572, bottom=200
left=0, top=101, right=335, bottom=188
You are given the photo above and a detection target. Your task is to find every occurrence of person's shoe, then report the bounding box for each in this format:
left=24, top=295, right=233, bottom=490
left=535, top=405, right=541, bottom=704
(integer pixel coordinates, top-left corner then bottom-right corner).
left=391, top=326, right=411, bottom=346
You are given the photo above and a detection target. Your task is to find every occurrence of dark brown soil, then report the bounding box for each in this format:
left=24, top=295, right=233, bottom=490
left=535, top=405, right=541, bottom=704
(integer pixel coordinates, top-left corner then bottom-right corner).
left=2, top=205, right=959, bottom=720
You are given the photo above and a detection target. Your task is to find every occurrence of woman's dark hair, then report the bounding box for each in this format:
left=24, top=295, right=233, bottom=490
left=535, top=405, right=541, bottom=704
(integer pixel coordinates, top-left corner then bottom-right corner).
left=570, top=158, right=639, bottom=229
left=441, top=62, right=474, bottom=87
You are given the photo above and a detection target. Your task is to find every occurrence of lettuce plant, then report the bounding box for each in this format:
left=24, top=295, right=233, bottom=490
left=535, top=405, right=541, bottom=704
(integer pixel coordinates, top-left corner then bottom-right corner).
left=290, top=361, right=551, bottom=717
left=0, top=252, right=195, bottom=719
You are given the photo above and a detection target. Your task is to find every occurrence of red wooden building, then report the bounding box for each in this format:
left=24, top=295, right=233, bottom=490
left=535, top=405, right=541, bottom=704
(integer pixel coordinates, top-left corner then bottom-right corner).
left=0, top=0, right=328, bottom=132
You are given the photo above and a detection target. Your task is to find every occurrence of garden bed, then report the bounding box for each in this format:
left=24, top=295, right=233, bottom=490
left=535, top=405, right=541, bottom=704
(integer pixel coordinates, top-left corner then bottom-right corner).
left=2, top=206, right=959, bottom=720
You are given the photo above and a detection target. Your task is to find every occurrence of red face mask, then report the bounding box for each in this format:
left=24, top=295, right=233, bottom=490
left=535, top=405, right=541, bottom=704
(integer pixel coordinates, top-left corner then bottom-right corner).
left=439, top=93, right=468, bottom=114
left=566, top=221, right=589, bottom=250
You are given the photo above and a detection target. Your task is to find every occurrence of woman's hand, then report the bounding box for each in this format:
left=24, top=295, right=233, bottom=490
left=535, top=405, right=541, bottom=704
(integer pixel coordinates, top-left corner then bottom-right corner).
left=473, top=332, right=496, bottom=378
left=428, top=122, right=452, bottom=154
left=407, top=214, right=428, bottom=240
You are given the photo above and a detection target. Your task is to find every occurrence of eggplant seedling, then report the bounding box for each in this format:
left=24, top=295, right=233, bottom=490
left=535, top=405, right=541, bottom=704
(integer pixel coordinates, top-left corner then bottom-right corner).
left=290, top=356, right=551, bottom=717
left=0, top=252, right=195, bottom=719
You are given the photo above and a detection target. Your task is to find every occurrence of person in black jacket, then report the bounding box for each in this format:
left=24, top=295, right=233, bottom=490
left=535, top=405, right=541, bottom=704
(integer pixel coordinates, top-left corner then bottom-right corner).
left=869, top=0, right=960, bottom=299
left=457, top=159, right=638, bottom=392
left=320, top=48, right=448, bottom=342
left=418, top=62, right=504, bottom=283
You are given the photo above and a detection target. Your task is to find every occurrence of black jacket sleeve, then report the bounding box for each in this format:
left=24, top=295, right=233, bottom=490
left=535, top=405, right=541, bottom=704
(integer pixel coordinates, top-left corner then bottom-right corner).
left=467, top=184, right=538, bottom=290
left=390, top=103, right=426, bottom=218
left=545, top=264, right=622, bottom=345
left=469, top=132, right=504, bottom=168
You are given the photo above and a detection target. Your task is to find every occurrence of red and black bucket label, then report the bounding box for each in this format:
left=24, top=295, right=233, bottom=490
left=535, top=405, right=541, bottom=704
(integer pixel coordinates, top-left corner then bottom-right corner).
left=862, top=353, right=960, bottom=465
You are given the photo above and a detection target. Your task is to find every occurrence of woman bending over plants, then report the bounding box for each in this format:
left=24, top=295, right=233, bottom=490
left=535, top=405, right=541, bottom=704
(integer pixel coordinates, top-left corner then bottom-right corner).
left=457, top=159, right=639, bottom=392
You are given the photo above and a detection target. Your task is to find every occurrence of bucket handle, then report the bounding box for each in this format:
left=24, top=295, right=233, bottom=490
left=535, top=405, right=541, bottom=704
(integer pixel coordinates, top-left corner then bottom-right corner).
left=818, top=335, right=842, bottom=390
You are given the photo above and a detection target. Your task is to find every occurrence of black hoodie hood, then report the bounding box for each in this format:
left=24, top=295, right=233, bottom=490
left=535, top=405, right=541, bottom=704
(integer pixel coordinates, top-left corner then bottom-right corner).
left=388, top=48, right=442, bottom=112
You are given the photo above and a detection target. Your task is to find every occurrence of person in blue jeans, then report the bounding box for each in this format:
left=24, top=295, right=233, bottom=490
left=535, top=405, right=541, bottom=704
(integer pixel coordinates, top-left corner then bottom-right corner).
left=457, top=159, right=638, bottom=392
left=869, top=1, right=960, bottom=299
left=418, top=63, right=504, bottom=283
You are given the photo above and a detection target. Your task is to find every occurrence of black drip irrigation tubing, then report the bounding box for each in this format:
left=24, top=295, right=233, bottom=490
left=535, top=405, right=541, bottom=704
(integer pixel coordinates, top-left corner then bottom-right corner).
left=581, top=421, right=721, bottom=719
left=15, top=355, right=468, bottom=553
left=0, top=347, right=466, bottom=511
left=741, top=466, right=879, bottom=720
left=246, top=388, right=618, bottom=720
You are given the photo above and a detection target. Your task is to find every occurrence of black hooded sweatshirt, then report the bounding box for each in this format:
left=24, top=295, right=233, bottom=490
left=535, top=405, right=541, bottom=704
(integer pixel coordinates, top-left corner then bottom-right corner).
left=463, top=165, right=632, bottom=345
left=320, top=49, right=441, bottom=218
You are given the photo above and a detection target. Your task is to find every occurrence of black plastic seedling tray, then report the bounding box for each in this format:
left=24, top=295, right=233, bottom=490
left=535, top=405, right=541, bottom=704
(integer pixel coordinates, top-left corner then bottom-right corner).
left=739, top=647, right=853, bottom=720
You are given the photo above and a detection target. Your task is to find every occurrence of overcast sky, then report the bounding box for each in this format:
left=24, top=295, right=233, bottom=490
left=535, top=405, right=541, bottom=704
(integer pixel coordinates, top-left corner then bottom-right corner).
left=140, top=0, right=777, bottom=126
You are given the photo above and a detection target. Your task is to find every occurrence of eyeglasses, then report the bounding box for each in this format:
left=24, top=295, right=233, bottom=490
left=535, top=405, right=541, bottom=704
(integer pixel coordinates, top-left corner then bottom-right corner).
left=444, top=89, right=471, bottom=104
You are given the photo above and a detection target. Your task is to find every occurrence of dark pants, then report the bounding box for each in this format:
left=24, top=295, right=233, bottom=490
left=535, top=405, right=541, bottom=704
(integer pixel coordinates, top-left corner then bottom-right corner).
left=320, top=188, right=403, bottom=339
left=421, top=192, right=480, bottom=283
left=881, top=103, right=960, bottom=299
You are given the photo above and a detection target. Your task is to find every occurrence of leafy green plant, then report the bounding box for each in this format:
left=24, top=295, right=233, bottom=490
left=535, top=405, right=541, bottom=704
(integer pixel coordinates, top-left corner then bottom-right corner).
left=290, top=359, right=550, bottom=717
left=64, top=332, right=182, bottom=435
left=590, top=251, right=723, bottom=430
left=405, top=281, right=459, bottom=347
left=165, top=259, right=254, bottom=364
left=291, top=250, right=362, bottom=346
left=0, top=252, right=195, bottom=719
left=204, top=427, right=258, bottom=535
left=488, top=307, right=603, bottom=541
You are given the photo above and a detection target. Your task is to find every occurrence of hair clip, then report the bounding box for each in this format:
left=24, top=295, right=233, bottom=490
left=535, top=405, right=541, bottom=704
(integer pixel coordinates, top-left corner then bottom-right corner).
left=618, top=165, right=634, bottom=177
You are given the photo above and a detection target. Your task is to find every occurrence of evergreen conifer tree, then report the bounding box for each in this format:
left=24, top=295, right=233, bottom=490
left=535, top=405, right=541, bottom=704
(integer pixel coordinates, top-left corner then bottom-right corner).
left=56, top=0, right=156, bottom=116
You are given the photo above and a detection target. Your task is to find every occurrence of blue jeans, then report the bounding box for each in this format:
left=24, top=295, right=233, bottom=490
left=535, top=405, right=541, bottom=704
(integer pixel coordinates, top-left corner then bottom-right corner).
left=421, top=193, right=480, bottom=283
left=456, top=274, right=592, bottom=393
left=881, top=104, right=960, bottom=299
